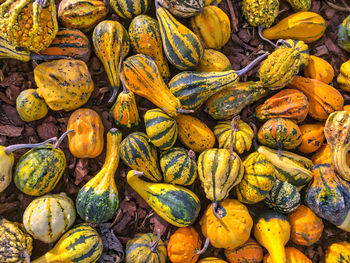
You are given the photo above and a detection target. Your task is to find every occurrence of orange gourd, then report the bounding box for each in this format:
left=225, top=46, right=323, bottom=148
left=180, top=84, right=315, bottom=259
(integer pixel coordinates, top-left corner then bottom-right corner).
left=304, top=55, right=334, bottom=84
left=298, top=122, right=325, bottom=153
left=263, top=247, right=312, bottom=263
left=225, top=238, right=263, bottom=263
left=345, top=105, right=350, bottom=112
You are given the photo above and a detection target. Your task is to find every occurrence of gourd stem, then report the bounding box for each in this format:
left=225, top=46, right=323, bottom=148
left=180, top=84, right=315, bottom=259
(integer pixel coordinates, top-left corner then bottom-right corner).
left=230, top=116, right=240, bottom=159
left=133, top=170, right=144, bottom=177
left=149, top=229, right=161, bottom=253
left=276, top=142, right=283, bottom=158
left=30, top=54, right=68, bottom=61
left=212, top=201, right=224, bottom=220
left=276, top=39, right=292, bottom=48
left=155, top=0, right=160, bottom=9
left=4, top=137, right=57, bottom=155
left=236, top=52, right=268, bottom=77
left=258, top=26, right=278, bottom=48
left=23, top=251, right=30, bottom=263
left=177, top=109, right=194, bottom=114
left=35, top=0, right=47, bottom=7
left=188, top=150, right=196, bottom=160
left=195, top=237, right=210, bottom=255
left=118, top=41, right=130, bottom=96
left=53, top=129, right=74, bottom=149
left=249, top=122, right=259, bottom=150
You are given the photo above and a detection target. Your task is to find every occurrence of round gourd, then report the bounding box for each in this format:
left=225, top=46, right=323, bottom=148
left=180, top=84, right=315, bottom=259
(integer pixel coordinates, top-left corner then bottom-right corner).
left=225, top=238, right=263, bottom=263
left=338, top=15, right=350, bottom=53
left=288, top=205, right=324, bottom=246
left=195, top=49, right=232, bottom=72
left=110, top=0, right=150, bottom=19
left=145, top=108, right=178, bottom=150
left=242, top=0, right=279, bottom=28
left=67, top=108, right=104, bottom=158
left=160, top=147, right=197, bottom=186
left=264, top=179, right=301, bottom=214
left=16, top=89, right=48, bottom=122
left=198, top=258, right=228, bottom=263
left=325, top=242, right=350, bottom=263
left=158, top=0, right=204, bottom=18
left=263, top=247, right=312, bottom=263
left=304, top=55, right=334, bottom=84
left=297, top=122, right=324, bottom=153
left=23, top=193, right=76, bottom=243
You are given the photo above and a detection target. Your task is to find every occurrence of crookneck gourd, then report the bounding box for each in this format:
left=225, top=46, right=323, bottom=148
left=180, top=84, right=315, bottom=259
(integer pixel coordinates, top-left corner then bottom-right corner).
left=16, top=89, right=49, bottom=122
left=158, top=0, right=204, bottom=17
left=224, top=238, right=264, bottom=263
left=195, top=49, right=232, bottom=72
left=304, top=55, right=334, bottom=84
left=110, top=0, right=149, bottom=19
left=298, top=122, right=325, bottom=154
left=76, top=128, right=121, bottom=224
left=337, top=59, right=350, bottom=92
left=242, top=0, right=279, bottom=28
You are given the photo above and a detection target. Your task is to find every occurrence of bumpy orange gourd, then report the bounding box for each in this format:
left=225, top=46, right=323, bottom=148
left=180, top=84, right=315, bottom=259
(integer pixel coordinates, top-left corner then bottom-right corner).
left=325, top=242, right=350, bottom=263
left=225, top=238, right=263, bottom=263
left=298, top=122, right=325, bottom=153
left=263, top=247, right=312, bottom=263
left=304, top=55, right=334, bottom=84
left=67, top=108, right=104, bottom=158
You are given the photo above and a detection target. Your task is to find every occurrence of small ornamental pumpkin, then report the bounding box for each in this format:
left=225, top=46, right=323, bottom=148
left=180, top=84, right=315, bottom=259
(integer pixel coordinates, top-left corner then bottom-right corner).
left=287, top=0, right=311, bottom=11
left=325, top=242, right=350, bottom=263
left=298, top=122, right=325, bottom=154
left=16, top=89, right=48, bottom=122
left=288, top=205, right=324, bottom=246
left=263, top=247, right=312, bottom=263
left=304, top=55, right=334, bottom=84
left=242, top=0, right=279, bottom=28
left=225, top=238, right=263, bottom=263
left=337, top=59, right=350, bottom=92
left=195, top=49, right=232, bottom=72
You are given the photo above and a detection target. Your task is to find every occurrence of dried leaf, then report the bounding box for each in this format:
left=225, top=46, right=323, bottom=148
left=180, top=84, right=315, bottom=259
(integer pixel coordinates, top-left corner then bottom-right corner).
left=74, top=158, right=89, bottom=185
left=99, top=223, right=124, bottom=263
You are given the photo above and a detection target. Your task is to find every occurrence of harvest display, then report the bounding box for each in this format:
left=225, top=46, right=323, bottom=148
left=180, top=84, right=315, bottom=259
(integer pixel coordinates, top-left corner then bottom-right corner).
left=0, top=0, right=349, bottom=261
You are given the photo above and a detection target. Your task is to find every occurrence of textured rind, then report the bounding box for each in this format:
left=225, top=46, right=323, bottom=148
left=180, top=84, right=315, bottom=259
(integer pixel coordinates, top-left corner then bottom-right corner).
left=110, top=0, right=149, bottom=19
left=337, top=59, right=350, bottom=92
left=158, top=0, right=204, bottom=18
left=0, top=35, right=31, bottom=61
left=338, top=16, right=350, bottom=52
left=325, top=242, right=350, bottom=263
left=242, top=0, right=279, bottom=27
left=287, top=0, right=311, bottom=11
left=224, top=238, right=264, bottom=263
left=16, top=89, right=48, bottom=122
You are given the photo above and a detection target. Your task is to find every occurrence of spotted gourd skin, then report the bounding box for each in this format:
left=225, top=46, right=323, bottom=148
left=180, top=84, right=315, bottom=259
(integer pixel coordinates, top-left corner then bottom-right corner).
left=110, top=0, right=149, bottom=19
left=242, top=0, right=279, bottom=28
left=224, top=238, right=264, bottom=263
left=14, top=146, right=66, bottom=196
left=158, top=0, right=204, bottom=18
left=287, top=0, right=311, bottom=11
left=325, top=242, right=350, bottom=263
left=16, top=89, right=48, bottom=122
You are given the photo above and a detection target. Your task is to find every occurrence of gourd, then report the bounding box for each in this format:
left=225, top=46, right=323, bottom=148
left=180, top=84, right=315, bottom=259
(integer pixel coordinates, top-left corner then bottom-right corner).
left=287, top=76, right=344, bottom=120
left=345, top=105, right=350, bottom=112
left=262, top=12, right=326, bottom=43
left=338, top=15, right=350, bottom=53
left=255, top=89, right=309, bottom=123
left=32, top=223, right=103, bottom=263
left=283, top=39, right=310, bottom=67
left=213, top=117, right=254, bottom=154
left=160, top=147, right=197, bottom=186
left=129, top=15, right=170, bottom=78
left=34, top=59, right=94, bottom=111
left=304, top=163, right=350, bottom=232
left=76, top=128, right=121, bottom=224
left=287, top=0, right=311, bottom=11
left=304, top=55, right=334, bottom=84
left=257, top=146, right=313, bottom=189
left=312, top=144, right=350, bottom=165
left=0, top=0, right=58, bottom=52
left=67, top=108, right=104, bottom=158
left=264, top=179, right=301, bottom=214
left=224, top=238, right=263, bottom=263
left=257, top=118, right=302, bottom=154
left=236, top=152, right=276, bottom=204
left=195, top=49, right=232, bottom=72
left=242, top=0, right=279, bottom=28
left=127, top=170, right=201, bottom=227
left=325, top=242, right=350, bottom=263
left=0, top=219, right=32, bottom=263
left=263, top=247, right=312, bottom=263
left=144, top=108, right=178, bottom=150
left=16, top=89, right=49, bottom=122
left=288, top=205, right=324, bottom=246
left=120, top=132, right=162, bottom=182
left=199, top=258, right=228, bottom=263
left=324, top=111, right=350, bottom=181
left=205, top=81, right=270, bottom=120
left=156, top=6, right=204, bottom=70
left=254, top=211, right=291, bottom=263
left=110, top=0, right=149, bottom=19
left=337, top=59, right=350, bottom=92
left=174, top=114, right=215, bottom=153
left=126, top=232, right=167, bottom=263
left=23, top=193, right=76, bottom=243
left=93, top=20, right=130, bottom=102
left=158, top=0, right=204, bottom=17
left=58, top=0, right=107, bottom=31
left=121, top=54, right=182, bottom=117
left=190, top=5, right=231, bottom=50
left=200, top=199, right=253, bottom=249
left=198, top=148, right=243, bottom=204
left=297, top=122, right=324, bottom=153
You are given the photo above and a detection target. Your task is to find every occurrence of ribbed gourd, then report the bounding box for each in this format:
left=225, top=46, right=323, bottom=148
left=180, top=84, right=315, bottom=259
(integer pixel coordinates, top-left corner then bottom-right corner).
left=337, top=59, right=350, bottom=92
left=120, top=132, right=162, bottom=182
left=160, top=147, right=197, bottom=186
left=224, top=238, right=264, bottom=263
left=144, top=108, right=178, bottom=150
left=195, top=49, right=232, bottom=72
left=287, top=0, right=311, bottom=11
left=304, top=55, right=334, bottom=84
left=325, top=242, right=350, bottom=263
left=158, top=0, right=204, bottom=17
left=16, top=89, right=49, bottom=122
left=23, top=193, right=76, bottom=243
left=76, top=128, right=121, bottom=223
left=110, top=0, right=150, bottom=19
left=242, top=0, right=279, bottom=28
left=127, top=170, right=201, bottom=227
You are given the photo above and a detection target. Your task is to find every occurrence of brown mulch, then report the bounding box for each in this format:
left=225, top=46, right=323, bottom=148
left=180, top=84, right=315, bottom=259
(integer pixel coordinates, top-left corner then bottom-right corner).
left=0, top=0, right=350, bottom=262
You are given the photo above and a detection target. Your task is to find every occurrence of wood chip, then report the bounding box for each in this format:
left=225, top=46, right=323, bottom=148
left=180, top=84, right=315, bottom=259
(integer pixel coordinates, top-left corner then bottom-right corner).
left=0, top=125, right=23, bottom=137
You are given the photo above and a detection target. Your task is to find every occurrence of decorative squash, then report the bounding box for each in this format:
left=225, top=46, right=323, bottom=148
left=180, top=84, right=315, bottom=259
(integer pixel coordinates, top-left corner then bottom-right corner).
left=0, top=146, right=14, bottom=193
left=58, top=0, right=107, bottom=31
left=338, top=15, right=350, bottom=52
left=236, top=152, right=276, bottom=204
left=16, top=89, right=48, bottom=122
left=199, top=258, right=228, bottom=263
left=23, top=193, right=76, bottom=243
left=205, top=0, right=221, bottom=5
left=67, top=108, right=104, bottom=158
left=205, top=81, right=270, bottom=120
left=304, top=55, right=334, bottom=84
left=255, top=89, right=309, bottom=123
left=264, top=179, right=301, bottom=214
left=76, top=128, right=121, bottom=223
left=263, top=247, right=312, bottom=263
left=156, top=6, right=204, bottom=70
left=174, top=114, right=215, bottom=153
left=127, top=170, right=200, bottom=227
left=32, top=223, right=103, bottom=263
left=195, top=49, right=232, bottom=72
left=337, top=59, right=350, bottom=92
left=312, top=144, right=350, bottom=165
left=0, top=219, right=32, bottom=263
left=281, top=39, right=310, bottom=68
left=288, top=205, right=324, bottom=246
left=305, top=164, right=350, bottom=232
left=160, top=147, right=197, bottom=186
left=254, top=211, right=291, bottom=263
left=93, top=20, right=130, bottom=102
left=287, top=0, right=311, bottom=11
left=129, top=15, right=170, bottom=78
left=200, top=199, right=253, bottom=249
left=34, top=59, right=94, bottom=112
left=110, top=0, right=149, bottom=19
left=242, top=0, right=279, bottom=28
left=144, top=108, right=178, bottom=150
left=325, top=242, right=350, bottom=263
left=198, top=148, right=244, bottom=202
left=213, top=117, right=254, bottom=154
left=120, top=132, right=162, bottom=182
left=262, top=12, right=326, bottom=43
left=224, top=238, right=263, bottom=263
left=297, top=122, right=324, bottom=153
left=287, top=76, right=344, bottom=120
left=158, top=0, right=204, bottom=17
left=0, top=35, right=32, bottom=61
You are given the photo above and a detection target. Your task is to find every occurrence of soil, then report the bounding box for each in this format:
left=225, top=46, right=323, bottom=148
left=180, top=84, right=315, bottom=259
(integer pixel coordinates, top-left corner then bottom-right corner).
left=0, top=0, right=350, bottom=262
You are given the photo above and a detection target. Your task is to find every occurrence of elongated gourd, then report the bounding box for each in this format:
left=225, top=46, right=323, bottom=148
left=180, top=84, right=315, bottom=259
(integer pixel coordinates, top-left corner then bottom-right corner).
left=76, top=128, right=122, bottom=223
left=127, top=170, right=200, bottom=227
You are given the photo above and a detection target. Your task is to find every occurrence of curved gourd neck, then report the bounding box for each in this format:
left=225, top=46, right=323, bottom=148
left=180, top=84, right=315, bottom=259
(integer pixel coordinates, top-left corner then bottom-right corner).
left=127, top=171, right=152, bottom=193
left=31, top=252, right=58, bottom=263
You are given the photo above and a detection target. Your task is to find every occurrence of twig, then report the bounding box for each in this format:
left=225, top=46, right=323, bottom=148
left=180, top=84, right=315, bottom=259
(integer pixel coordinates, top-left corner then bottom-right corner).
left=226, top=0, right=238, bottom=32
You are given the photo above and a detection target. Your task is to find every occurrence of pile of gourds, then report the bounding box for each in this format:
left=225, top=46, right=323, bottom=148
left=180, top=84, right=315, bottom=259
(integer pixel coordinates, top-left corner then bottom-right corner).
left=0, top=0, right=350, bottom=261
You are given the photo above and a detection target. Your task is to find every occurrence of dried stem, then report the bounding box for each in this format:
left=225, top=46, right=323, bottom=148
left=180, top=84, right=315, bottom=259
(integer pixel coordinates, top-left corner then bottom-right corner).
left=149, top=229, right=161, bottom=253
left=230, top=116, right=240, bottom=159
left=195, top=237, right=210, bottom=255
left=53, top=130, right=74, bottom=149
left=258, top=26, right=278, bottom=48
left=4, top=137, right=57, bottom=155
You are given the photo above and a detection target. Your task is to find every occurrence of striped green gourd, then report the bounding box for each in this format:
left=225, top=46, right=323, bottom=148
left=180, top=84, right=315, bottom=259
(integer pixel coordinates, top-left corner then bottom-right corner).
left=160, top=147, right=197, bottom=185
left=144, top=108, right=178, bottom=150
left=120, top=132, right=162, bottom=182
left=264, top=179, right=301, bottom=214
left=110, top=0, right=150, bottom=19
left=158, top=0, right=204, bottom=17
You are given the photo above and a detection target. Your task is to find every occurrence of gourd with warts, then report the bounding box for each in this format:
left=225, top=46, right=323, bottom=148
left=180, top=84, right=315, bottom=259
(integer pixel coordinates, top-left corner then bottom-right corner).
left=242, top=0, right=279, bottom=28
